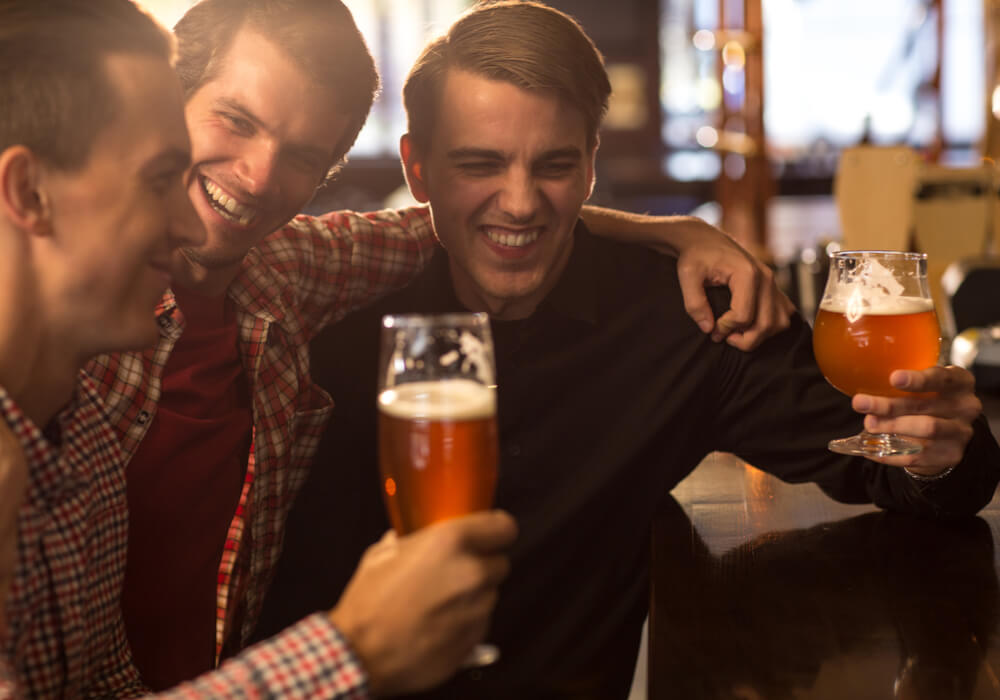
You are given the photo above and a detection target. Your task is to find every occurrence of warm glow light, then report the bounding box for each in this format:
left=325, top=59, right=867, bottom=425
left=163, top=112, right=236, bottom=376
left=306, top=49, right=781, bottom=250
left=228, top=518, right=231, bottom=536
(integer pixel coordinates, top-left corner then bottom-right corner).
left=697, top=77, right=722, bottom=111
left=135, top=0, right=197, bottom=29
left=695, top=126, right=719, bottom=148
left=384, top=477, right=397, bottom=497
left=721, top=40, right=746, bottom=68
left=992, top=86, right=1000, bottom=120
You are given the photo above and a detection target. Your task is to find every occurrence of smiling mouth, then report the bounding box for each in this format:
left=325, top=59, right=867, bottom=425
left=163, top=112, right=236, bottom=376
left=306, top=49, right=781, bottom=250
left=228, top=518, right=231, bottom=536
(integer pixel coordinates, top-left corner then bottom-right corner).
left=199, top=176, right=257, bottom=226
left=484, top=227, right=540, bottom=248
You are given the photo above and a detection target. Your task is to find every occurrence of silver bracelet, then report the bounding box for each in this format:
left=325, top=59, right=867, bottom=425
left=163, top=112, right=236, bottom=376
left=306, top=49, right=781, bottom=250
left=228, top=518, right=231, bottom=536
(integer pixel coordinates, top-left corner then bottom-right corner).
left=903, top=465, right=957, bottom=482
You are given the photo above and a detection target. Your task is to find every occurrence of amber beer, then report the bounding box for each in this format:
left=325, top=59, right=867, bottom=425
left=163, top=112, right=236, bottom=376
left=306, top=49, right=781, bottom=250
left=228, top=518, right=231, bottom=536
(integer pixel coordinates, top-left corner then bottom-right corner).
left=813, top=297, right=941, bottom=398
left=378, top=379, right=498, bottom=534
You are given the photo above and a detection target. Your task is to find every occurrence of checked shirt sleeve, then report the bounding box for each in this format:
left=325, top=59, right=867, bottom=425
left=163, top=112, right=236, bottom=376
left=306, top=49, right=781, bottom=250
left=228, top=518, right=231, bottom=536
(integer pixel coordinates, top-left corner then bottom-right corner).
left=155, top=614, right=368, bottom=699
left=250, top=206, right=437, bottom=339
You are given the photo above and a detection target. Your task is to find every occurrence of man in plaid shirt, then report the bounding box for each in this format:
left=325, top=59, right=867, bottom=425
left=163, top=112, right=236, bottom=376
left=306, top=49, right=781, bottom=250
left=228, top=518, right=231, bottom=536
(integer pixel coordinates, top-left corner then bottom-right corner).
left=0, top=1, right=518, bottom=697
left=75, top=0, right=792, bottom=693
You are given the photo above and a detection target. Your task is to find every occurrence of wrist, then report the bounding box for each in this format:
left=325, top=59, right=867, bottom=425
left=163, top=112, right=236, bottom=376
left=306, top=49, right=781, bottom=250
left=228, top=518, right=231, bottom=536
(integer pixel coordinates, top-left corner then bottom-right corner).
left=903, top=465, right=956, bottom=482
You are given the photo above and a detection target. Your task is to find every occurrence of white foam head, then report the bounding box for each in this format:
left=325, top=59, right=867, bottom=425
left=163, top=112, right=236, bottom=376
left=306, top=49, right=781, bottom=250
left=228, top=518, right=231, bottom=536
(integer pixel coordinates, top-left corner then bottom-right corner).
left=821, top=255, right=932, bottom=320
left=819, top=295, right=934, bottom=316
left=379, top=379, right=496, bottom=420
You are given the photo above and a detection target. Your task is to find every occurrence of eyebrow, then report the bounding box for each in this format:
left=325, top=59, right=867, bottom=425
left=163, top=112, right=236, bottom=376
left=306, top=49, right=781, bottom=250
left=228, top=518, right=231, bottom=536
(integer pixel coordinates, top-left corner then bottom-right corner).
left=215, top=97, right=334, bottom=164
left=446, top=146, right=584, bottom=161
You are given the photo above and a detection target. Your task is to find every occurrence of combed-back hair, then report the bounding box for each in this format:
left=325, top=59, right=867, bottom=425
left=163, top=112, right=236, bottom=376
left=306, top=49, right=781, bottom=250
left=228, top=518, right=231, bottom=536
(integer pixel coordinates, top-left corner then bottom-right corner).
left=403, top=0, right=611, bottom=154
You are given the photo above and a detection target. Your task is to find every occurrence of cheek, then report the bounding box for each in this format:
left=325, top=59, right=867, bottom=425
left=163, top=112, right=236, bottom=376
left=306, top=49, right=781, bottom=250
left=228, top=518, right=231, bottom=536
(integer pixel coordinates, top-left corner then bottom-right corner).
left=544, top=181, right=589, bottom=218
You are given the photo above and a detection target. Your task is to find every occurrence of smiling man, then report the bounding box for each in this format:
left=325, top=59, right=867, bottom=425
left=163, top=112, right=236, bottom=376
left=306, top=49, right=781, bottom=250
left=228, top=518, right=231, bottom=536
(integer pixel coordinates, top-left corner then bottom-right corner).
left=73, top=0, right=799, bottom=691
left=0, top=1, right=202, bottom=694
left=259, top=3, right=1000, bottom=697
left=1, top=1, right=518, bottom=697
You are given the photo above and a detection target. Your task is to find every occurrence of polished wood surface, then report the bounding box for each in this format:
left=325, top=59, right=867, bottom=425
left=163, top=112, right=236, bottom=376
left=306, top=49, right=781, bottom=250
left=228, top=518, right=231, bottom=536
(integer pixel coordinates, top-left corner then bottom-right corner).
left=650, top=451, right=1000, bottom=700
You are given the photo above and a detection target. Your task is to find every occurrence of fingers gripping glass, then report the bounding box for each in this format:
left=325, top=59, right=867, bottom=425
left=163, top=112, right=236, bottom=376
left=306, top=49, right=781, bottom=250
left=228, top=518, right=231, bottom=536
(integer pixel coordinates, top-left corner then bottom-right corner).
left=813, top=251, right=941, bottom=458
left=377, top=312, right=500, bottom=667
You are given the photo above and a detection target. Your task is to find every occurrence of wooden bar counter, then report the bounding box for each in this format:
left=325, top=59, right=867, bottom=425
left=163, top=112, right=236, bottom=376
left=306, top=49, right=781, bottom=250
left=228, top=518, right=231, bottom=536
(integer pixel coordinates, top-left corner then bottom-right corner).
left=650, top=451, right=1000, bottom=700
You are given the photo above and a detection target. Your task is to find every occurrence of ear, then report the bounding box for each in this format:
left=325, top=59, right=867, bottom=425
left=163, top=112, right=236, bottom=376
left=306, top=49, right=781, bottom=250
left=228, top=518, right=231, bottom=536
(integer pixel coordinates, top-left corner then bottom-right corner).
left=399, top=134, right=430, bottom=204
left=0, top=146, right=50, bottom=236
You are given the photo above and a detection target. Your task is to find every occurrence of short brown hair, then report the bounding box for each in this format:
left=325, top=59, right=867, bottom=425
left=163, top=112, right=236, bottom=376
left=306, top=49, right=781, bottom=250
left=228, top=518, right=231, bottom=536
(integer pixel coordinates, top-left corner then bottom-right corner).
left=173, top=0, right=379, bottom=179
left=0, top=0, right=175, bottom=171
left=403, top=1, right=611, bottom=155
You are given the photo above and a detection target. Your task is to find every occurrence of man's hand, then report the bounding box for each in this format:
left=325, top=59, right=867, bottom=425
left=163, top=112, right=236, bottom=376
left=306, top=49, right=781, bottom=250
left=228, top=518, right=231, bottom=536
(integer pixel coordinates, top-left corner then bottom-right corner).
left=328, top=510, right=517, bottom=696
left=852, top=366, right=982, bottom=475
left=0, top=421, right=27, bottom=638
left=579, top=207, right=794, bottom=351
left=668, top=216, right=794, bottom=350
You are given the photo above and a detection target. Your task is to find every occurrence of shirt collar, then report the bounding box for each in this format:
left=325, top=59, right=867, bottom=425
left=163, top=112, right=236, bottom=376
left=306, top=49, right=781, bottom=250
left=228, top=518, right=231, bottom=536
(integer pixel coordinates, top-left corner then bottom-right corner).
left=0, top=379, right=87, bottom=506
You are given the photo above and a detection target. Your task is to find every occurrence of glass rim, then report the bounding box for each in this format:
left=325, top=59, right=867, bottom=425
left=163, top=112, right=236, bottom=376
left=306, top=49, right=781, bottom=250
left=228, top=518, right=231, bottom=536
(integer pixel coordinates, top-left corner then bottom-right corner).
left=381, top=311, right=489, bottom=328
left=830, top=250, right=927, bottom=261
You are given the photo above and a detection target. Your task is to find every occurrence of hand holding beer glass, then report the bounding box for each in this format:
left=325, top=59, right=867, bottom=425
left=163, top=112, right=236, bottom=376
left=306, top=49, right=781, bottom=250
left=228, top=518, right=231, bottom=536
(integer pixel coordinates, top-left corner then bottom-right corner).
left=813, top=251, right=941, bottom=457
left=378, top=312, right=500, bottom=666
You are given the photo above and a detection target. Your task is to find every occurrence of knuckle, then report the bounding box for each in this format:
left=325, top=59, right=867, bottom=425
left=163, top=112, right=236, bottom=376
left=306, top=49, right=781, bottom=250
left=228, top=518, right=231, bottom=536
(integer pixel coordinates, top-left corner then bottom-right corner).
left=918, top=415, right=940, bottom=438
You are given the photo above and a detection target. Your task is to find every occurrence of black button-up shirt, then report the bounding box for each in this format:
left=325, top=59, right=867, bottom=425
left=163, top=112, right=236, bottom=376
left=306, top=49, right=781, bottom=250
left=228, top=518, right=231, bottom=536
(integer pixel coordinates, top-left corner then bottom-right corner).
left=257, top=223, right=1000, bottom=698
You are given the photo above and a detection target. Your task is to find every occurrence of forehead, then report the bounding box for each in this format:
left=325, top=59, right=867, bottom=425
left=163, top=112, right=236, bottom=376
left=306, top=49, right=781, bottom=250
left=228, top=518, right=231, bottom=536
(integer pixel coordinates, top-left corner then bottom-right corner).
left=431, top=69, right=589, bottom=155
left=194, top=27, right=347, bottom=143
left=93, top=52, right=190, bottom=171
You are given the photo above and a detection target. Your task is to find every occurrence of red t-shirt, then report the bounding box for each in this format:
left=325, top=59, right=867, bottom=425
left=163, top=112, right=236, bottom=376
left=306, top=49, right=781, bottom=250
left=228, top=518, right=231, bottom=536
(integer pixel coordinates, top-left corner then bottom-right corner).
left=121, top=289, right=252, bottom=690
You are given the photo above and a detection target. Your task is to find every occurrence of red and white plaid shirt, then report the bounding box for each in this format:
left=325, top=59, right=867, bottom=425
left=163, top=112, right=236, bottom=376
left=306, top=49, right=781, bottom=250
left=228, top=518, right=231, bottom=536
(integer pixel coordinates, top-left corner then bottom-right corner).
left=84, top=208, right=434, bottom=659
left=0, top=378, right=370, bottom=698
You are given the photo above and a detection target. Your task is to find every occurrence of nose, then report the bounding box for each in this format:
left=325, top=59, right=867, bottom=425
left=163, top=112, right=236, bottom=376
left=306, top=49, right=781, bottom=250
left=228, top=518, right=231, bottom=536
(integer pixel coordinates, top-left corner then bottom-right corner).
left=496, top=168, right=540, bottom=223
left=236, top=139, right=281, bottom=197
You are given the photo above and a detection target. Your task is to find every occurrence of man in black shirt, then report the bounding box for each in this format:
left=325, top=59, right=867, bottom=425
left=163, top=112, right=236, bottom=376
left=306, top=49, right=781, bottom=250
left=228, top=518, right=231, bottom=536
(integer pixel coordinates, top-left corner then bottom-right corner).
left=256, top=2, right=1000, bottom=697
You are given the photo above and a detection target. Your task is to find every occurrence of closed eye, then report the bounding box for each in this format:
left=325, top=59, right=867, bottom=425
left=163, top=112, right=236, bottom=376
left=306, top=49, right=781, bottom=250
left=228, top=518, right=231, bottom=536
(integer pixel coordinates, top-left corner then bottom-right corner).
left=220, top=111, right=255, bottom=136
left=457, top=161, right=504, bottom=176
left=535, top=161, right=578, bottom=177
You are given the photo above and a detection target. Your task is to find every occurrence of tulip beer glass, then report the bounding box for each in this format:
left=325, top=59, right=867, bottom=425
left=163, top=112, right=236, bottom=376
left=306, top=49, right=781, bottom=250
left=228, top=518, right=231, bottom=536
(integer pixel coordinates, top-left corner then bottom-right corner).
left=377, top=312, right=499, bottom=665
left=812, top=250, right=941, bottom=457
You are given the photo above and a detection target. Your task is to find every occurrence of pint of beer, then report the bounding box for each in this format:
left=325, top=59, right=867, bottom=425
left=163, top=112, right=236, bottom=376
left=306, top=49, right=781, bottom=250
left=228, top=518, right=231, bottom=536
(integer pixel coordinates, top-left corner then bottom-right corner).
left=378, top=379, right=498, bottom=534
left=377, top=313, right=498, bottom=534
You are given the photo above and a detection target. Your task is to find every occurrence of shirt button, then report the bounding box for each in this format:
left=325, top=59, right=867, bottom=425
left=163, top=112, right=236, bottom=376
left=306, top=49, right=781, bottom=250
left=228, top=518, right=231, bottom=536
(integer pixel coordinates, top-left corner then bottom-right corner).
left=136, top=410, right=150, bottom=425
left=506, top=443, right=521, bottom=457
left=469, top=670, right=483, bottom=681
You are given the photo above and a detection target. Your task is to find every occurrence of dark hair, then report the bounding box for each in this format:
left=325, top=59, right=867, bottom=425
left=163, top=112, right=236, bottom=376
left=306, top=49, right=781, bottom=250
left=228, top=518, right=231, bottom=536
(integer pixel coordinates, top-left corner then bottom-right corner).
left=0, top=0, right=175, bottom=171
left=403, top=0, right=611, bottom=155
left=173, top=0, right=379, bottom=179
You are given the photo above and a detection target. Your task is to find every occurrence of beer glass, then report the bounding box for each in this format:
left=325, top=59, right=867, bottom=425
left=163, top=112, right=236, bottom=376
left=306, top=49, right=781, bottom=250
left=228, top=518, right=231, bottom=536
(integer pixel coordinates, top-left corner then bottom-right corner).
left=377, top=312, right=500, bottom=666
left=813, top=250, right=941, bottom=457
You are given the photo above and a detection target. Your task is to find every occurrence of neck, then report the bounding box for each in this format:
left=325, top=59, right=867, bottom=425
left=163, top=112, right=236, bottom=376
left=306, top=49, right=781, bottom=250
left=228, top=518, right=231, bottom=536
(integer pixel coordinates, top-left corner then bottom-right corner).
left=171, top=248, right=241, bottom=298
left=0, top=225, right=88, bottom=428
left=447, top=240, right=575, bottom=321
left=0, top=323, right=79, bottom=429
left=0, top=230, right=71, bottom=427
left=20, top=347, right=79, bottom=428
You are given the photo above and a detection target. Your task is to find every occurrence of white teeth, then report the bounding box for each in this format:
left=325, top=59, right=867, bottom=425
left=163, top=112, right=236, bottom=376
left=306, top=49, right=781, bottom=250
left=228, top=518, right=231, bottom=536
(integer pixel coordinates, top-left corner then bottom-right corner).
left=485, top=228, right=539, bottom=248
left=201, top=178, right=256, bottom=224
